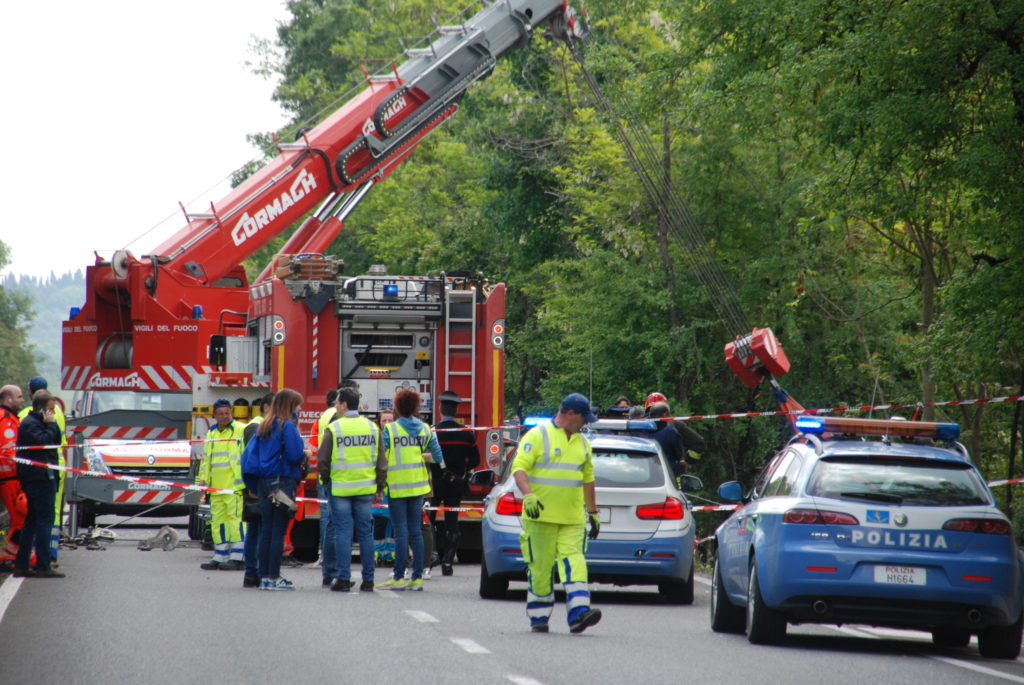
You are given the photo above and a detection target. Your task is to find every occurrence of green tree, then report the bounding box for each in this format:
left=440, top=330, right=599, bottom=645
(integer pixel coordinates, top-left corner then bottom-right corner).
left=0, top=241, right=39, bottom=384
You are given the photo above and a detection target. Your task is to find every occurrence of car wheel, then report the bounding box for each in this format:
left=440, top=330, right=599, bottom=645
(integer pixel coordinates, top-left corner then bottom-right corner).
left=746, top=559, right=786, bottom=645
left=710, top=554, right=745, bottom=633
left=659, top=563, right=694, bottom=605
left=977, top=614, right=1023, bottom=659
left=931, top=628, right=971, bottom=649
left=479, top=554, right=509, bottom=599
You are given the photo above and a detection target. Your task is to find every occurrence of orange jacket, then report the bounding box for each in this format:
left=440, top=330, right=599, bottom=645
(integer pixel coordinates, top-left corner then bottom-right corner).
left=0, top=406, right=19, bottom=480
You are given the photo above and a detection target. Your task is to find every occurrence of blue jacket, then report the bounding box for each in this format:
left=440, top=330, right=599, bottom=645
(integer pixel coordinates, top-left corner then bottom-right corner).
left=16, top=411, right=62, bottom=483
left=241, top=418, right=305, bottom=490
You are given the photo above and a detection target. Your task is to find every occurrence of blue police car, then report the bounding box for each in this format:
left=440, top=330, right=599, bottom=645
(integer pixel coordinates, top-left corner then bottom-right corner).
left=710, top=416, right=1023, bottom=659
left=478, top=423, right=701, bottom=604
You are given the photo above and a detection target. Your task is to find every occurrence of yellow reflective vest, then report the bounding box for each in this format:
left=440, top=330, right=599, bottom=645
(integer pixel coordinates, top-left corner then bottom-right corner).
left=198, top=420, right=245, bottom=491
left=511, top=421, right=595, bottom=525
left=384, top=421, right=432, bottom=498
left=327, top=415, right=379, bottom=497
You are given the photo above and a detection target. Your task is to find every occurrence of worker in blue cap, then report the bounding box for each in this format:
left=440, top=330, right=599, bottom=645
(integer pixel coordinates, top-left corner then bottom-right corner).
left=510, top=392, right=602, bottom=634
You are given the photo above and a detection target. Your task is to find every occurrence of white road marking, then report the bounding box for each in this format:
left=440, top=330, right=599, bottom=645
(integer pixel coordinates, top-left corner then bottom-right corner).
left=377, top=589, right=398, bottom=599
left=0, top=577, right=23, bottom=625
left=450, top=637, right=491, bottom=654
left=405, top=609, right=439, bottom=623
left=507, top=676, right=545, bottom=685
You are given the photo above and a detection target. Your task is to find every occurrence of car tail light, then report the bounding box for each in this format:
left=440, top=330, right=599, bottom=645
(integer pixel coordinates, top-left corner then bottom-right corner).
left=495, top=492, right=522, bottom=516
left=943, top=518, right=1012, bottom=535
left=783, top=508, right=858, bottom=525
left=636, top=497, right=684, bottom=520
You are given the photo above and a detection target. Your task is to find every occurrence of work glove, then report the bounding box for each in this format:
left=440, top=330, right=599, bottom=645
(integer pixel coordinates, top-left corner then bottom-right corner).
left=522, top=493, right=544, bottom=519
left=686, top=449, right=702, bottom=462
left=588, top=512, right=600, bottom=540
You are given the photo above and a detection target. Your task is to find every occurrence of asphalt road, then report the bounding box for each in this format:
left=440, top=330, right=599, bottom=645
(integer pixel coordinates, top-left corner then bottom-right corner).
left=2, top=521, right=1024, bottom=685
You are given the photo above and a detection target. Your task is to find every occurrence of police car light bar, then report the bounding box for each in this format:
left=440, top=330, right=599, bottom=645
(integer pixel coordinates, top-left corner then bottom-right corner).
left=522, top=416, right=550, bottom=427
left=794, top=416, right=960, bottom=441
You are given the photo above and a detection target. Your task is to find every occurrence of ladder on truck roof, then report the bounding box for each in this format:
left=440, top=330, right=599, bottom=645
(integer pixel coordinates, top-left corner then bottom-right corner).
left=442, top=286, right=477, bottom=424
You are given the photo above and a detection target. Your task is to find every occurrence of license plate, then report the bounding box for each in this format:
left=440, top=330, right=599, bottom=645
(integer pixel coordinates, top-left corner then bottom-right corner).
left=874, top=565, right=926, bottom=585
left=599, top=507, right=611, bottom=524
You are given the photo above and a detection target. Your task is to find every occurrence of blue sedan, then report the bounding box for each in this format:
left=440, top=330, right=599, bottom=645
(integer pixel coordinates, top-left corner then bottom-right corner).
left=710, top=416, right=1023, bottom=659
left=479, top=429, right=701, bottom=604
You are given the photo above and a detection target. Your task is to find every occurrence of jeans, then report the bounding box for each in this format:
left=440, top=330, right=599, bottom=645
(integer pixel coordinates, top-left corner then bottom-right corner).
left=389, top=494, right=424, bottom=581
left=257, top=477, right=295, bottom=579
left=244, top=518, right=261, bottom=576
left=330, top=493, right=375, bottom=583
left=318, top=482, right=338, bottom=580
left=15, top=479, right=56, bottom=571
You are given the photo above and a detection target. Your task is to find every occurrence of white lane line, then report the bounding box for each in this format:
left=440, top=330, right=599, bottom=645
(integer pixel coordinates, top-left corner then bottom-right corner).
left=405, top=609, right=439, bottom=623
left=450, top=637, right=491, bottom=654
left=0, top=577, right=23, bottom=625
left=507, top=676, right=544, bottom=685
left=377, top=589, right=398, bottom=599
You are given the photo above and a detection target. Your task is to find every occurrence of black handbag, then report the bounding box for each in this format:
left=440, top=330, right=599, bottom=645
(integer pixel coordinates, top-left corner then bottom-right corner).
left=241, top=489, right=261, bottom=522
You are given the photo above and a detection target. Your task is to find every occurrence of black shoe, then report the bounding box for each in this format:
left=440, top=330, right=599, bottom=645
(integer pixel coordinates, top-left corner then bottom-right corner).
left=330, top=579, right=352, bottom=592
left=280, top=555, right=304, bottom=568
left=200, top=561, right=221, bottom=571
left=441, top=563, right=453, bottom=576
left=219, top=560, right=245, bottom=571
left=243, top=573, right=260, bottom=588
left=359, top=581, right=374, bottom=592
left=531, top=621, right=549, bottom=633
left=569, top=608, right=602, bottom=634
left=33, top=568, right=65, bottom=578
left=322, top=577, right=333, bottom=587
left=12, top=567, right=36, bottom=578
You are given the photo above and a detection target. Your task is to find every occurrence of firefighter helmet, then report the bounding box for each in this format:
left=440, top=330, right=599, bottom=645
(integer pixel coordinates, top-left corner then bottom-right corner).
left=645, top=392, right=667, bottom=408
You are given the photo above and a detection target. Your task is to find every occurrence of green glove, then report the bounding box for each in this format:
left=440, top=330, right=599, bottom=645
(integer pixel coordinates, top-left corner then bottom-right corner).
left=522, top=493, right=544, bottom=519
left=588, top=512, right=600, bottom=539
left=686, top=449, right=702, bottom=462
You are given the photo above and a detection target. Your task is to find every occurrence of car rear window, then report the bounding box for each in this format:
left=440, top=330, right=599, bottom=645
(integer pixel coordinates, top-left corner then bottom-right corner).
left=805, top=457, right=989, bottom=506
left=593, top=450, right=665, bottom=488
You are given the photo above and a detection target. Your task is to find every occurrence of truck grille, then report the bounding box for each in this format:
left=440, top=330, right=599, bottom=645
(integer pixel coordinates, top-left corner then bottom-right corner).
left=109, top=465, right=192, bottom=482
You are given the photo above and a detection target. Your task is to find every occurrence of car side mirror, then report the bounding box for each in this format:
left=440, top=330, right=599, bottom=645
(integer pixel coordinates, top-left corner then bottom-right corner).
left=718, top=481, right=744, bottom=502
left=678, top=474, right=703, bottom=493
left=468, top=470, right=497, bottom=487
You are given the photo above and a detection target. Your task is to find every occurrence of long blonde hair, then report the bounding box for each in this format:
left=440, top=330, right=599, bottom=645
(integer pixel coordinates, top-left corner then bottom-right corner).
left=257, top=388, right=303, bottom=439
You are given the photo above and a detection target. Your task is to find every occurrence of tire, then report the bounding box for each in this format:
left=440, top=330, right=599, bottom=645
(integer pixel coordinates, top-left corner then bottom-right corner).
left=479, top=554, right=509, bottom=599
left=746, top=559, right=786, bottom=645
left=660, top=563, right=695, bottom=605
left=978, top=614, right=1023, bottom=659
left=710, top=554, right=746, bottom=633
left=187, top=509, right=205, bottom=541
left=76, top=503, right=97, bottom=530
left=931, top=628, right=971, bottom=649
left=458, top=547, right=482, bottom=564
left=290, top=518, right=320, bottom=562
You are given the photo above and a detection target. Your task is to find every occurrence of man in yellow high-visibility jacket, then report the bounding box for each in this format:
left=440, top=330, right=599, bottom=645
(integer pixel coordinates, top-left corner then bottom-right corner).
left=196, top=398, right=246, bottom=570
left=512, top=393, right=602, bottom=634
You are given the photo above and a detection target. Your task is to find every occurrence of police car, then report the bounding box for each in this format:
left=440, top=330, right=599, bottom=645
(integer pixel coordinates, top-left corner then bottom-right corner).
left=710, top=416, right=1023, bottom=659
left=478, top=421, right=701, bottom=604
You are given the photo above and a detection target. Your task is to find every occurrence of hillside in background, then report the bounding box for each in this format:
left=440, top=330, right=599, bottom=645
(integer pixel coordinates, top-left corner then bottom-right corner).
left=2, top=271, right=85, bottom=386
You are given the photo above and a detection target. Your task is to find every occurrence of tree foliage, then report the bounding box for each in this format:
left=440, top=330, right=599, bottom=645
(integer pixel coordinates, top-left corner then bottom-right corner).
left=0, top=241, right=40, bottom=385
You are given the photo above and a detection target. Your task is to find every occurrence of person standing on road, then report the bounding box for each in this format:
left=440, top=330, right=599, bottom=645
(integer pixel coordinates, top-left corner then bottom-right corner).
left=18, top=377, right=66, bottom=567
left=196, top=398, right=247, bottom=571
left=377, top=389, right=443, bottom=591
left=242, top=388, right=308, bottom=591
left=317, top=386, right=384, bottom=592
left=512, top=392, right=602, bottom=634
left=310, top=388, right=340, bottom=586
left=14, top=390, right=64, bottom=578
left=0, top=384, right=26, bottom=566
left=430, top=390, right=480, bottom=576
left=241, top=393, right=273, bottom=588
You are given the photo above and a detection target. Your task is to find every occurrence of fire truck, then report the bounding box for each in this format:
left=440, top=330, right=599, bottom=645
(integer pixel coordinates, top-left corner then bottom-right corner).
left=61, top=0, right=584, bottom=557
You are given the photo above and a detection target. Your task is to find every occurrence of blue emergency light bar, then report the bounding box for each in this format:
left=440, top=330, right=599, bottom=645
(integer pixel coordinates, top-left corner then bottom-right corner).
left=523, top=416, right=550, bottom=427
left=795, top=416, right=960, bottom=441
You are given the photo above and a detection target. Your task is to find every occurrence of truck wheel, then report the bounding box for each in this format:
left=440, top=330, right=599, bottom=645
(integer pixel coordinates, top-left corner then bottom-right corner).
left=187, top=509, right=205, bottom=541
left=291, top=518, right=320, bottom=562
left=659, top=563, right=694, bottom=605
left=978, top=614, right=1023, bottom=659
left=76, top=504, right=97, bottom=530
left=746, top=559, right=786, bottom=645
left=479, top=554, right=509, bottom=599
left=710, top=553, right=745, bottom=633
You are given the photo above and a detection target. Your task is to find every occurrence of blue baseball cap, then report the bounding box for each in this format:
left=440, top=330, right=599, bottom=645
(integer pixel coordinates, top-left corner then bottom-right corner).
left=212, top=398, right=232, bottom=411
left=28, top=376, right=48, bottom=393
left=561, top=393, right=598, bottom=423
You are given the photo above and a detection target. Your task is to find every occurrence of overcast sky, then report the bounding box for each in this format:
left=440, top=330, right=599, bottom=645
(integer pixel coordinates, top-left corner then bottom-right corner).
left=0, top=1, right=291, bottom=279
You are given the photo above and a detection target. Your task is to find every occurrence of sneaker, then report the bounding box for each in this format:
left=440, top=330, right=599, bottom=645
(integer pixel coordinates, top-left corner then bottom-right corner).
left=268, top=577, right=295, bottom=591
left=258, top=578, right=273, bottom=591
left=359, top=580, right=374, bottom=592
left=322, top=577, right=333, bottom=587
left=199, top=561, right=221, bottom=571
left=407, top=579, right=424, bottom=591
left=568, top=607, right=602, bottom=634
left=243, top=573, right=260, bottom=588
left=33, top=568, right=66, bottom=578
left=12, top=567, right=36, bottom=578
left=377, top=578, right=408, bottom=590
left=330, top=579, right=352, bottom=592
left=531, top=620, right=550, bottom=633
left=422, top=568, right=432, bottom=580
left=219, top=560, right=245, bottom=571
left=280, top=555, right=304, bottom=568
